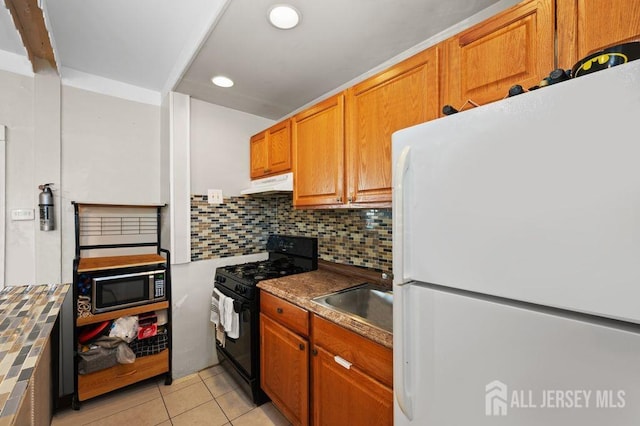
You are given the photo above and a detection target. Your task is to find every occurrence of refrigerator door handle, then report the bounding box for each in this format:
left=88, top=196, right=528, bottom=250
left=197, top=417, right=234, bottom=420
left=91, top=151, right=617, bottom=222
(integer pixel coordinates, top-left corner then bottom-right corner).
left=393, top=145, right=413, bottom=419
left=393, top=145, right=411, bottom=284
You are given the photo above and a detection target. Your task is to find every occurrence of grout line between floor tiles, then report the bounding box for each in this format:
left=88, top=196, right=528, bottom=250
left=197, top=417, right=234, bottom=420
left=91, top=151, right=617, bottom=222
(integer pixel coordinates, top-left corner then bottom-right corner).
left=214, top=397, right=231, bottom=425
left=67, top=379, right=162, bottom=425
left=72, top=394, right=168, bottom=426
left=165, top=398, right=230, bottom=424
left=158, top=374, right=203, bottom=397
left=56, top=373, right=249, bottom=426
left=157, top=381, right=172, bottom=425
left=165, top=376, right=237, bottom=421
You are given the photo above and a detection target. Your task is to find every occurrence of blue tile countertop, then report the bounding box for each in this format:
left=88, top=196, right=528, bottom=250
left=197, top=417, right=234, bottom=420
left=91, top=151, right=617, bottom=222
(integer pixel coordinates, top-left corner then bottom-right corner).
left=0, top=284, right=70, bottom=424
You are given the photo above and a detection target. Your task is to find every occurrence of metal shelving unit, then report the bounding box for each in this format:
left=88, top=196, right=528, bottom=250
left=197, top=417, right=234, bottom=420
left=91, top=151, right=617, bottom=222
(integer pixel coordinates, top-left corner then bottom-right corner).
left=70, top=202, right=172, bottom=410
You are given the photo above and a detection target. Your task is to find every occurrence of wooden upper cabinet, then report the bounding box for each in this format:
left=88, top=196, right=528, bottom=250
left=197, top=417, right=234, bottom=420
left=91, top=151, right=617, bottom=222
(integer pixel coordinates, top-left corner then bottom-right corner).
left=346, top=46, right=439, bottom=205
left=250, top=132, right=268, bottom=178
left=268, top=120, right=291, bottom=173
left=250, top=120, right=291, bottom=179
left=292, top=93, right=345, bottom=207
left=444, top=0, right=555, bottom=108
left=557, top=0, right=640, bottom=70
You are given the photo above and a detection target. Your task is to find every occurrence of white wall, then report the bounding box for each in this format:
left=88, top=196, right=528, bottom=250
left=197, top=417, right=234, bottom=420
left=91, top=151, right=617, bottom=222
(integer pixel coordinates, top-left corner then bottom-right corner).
left=0, top=68, right=162, bottom=286
left=1, top=69, right=161, bottom=395
left=166, top=96, right=273, bottom=378
left=1, top=70, right=36, bottom=285
left=34, top=67, right=62, bottom=285
left=60, top=85, right=161, bottom=283
left=167, top=92, right=191, bottom=264
left=170, top=253, right=266, bottom=378
left=0, top=125, right=4, bottom=288
left=190, top=99, right=273, bottom=196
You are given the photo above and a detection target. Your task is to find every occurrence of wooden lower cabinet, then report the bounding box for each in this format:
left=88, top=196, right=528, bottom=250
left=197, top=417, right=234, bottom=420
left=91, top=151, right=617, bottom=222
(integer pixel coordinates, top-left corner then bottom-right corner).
left=259, top=293, right=392, bottom=426
left=312, top=346, right=393, bottom=426
left=311, top=314, right=393, bottom=425
left=260, top=313, right=309, bottom=426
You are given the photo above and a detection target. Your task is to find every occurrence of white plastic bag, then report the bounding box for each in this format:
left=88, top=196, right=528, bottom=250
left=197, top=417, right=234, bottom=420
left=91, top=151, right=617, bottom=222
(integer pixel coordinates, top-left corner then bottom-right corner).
left=109, top=316, right=139, bottom=343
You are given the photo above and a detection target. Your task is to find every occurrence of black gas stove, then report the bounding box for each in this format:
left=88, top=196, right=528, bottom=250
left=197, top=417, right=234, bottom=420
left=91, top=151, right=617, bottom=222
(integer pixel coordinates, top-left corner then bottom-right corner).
left=213, top=235, right=318, bottom=405
left=214, top=235, right=318, bottom=300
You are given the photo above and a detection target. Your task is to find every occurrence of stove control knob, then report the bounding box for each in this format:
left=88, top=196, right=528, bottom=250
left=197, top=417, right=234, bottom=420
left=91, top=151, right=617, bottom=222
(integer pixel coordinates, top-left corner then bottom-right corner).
left=217, top=276, right=226, bottom=283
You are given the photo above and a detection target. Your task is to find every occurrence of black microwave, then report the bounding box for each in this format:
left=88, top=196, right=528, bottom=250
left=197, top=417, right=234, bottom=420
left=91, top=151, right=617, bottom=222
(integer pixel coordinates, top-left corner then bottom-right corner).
left=83, top=266, right=167, bottom=314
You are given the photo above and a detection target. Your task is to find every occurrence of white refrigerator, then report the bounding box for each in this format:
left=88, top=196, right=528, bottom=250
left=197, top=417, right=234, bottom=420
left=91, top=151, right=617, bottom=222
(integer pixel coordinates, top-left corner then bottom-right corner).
left=392, top=60, right=640, bottom=425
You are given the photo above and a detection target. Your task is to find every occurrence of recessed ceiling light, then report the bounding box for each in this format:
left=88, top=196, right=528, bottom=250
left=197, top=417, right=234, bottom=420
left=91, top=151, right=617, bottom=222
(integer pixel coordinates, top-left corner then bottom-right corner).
left=211, top=75, right=234, bottom=88
left=268, top=4, right=301, bottom=30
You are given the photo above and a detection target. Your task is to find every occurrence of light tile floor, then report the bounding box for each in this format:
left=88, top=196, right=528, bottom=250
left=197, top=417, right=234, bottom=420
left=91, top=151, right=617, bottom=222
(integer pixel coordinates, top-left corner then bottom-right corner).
left=52, top=365, right=291, bottom=426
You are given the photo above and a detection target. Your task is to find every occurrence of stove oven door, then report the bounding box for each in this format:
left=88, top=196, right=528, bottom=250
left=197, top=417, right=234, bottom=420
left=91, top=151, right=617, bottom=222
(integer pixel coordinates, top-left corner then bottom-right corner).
left=214, top=284, right=256, bottom=379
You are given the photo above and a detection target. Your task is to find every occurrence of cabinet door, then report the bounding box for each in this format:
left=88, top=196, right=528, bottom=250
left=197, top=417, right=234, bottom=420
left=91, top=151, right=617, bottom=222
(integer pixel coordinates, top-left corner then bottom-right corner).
left=267, top=120, right=292, bottom=175
left=557, top=0, right=640, bottom=70
left=260, top=313, right=309, bottom=426
left=444, top=0, right=554, bottom=108
left=250, top=131, right=269, bottom=178
left=292, top=94, right=345, bottom=207
left=312, top=346, right=393, bottom=426
left=347, top=46, right=439, bottom=204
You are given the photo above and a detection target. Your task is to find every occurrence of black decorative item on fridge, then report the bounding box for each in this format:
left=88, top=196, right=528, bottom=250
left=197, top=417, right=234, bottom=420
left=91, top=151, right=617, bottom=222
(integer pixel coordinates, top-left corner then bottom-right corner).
left=572, top=41, right=640, bottom=78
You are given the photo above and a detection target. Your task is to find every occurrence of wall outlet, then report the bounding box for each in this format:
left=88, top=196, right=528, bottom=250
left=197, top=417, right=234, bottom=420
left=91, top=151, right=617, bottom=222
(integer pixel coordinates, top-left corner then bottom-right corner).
left=207, top=189, right=224, bottom=205
left=11, top=209, right=34, bottom=221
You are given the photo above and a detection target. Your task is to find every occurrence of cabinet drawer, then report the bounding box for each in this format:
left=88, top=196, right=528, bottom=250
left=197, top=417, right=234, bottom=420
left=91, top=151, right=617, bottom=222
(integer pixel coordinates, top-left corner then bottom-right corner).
left=312, top=315, right=392, bottom=388
left=78, top=349, right=169, bottom=401
left=261, top=292, right=309, bottom=337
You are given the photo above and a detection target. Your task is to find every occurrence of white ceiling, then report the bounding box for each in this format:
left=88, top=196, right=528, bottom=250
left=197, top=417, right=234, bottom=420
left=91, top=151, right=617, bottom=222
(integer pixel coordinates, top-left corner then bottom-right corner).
left=177, top=0, right=508, bottom=119
left=0, top=4, right=23, bottom=55
left=0, top=0, right=517, bottom=118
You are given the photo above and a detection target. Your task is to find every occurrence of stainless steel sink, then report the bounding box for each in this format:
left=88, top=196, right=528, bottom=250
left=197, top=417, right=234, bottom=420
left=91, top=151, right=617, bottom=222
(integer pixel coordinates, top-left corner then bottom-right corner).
left=311, top=284, right=393, bottom=333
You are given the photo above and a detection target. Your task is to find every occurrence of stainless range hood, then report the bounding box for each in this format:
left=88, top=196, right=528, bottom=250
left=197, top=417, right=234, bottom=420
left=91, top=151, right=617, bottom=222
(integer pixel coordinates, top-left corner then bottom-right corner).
left=240, top=172, right=293, bottom=195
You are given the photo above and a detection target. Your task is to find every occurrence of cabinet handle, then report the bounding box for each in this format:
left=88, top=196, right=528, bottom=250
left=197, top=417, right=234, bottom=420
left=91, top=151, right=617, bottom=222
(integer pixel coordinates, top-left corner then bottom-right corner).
left=347, top=196, right=353, bottom=203
left=276, top=307, right=283, bottom=314
left=299, top=343, right=305, bottom=351
left=336, top=197, right=342, bottom=202
left=264, top=168, right=271, bottom=173
left=334, top=355, right=352, bottom=370
left=312, top=349, right=318, bottom=356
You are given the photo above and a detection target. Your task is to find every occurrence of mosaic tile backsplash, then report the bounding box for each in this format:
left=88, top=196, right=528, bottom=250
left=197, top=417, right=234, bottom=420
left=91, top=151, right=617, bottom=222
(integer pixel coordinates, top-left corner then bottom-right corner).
left=191, top=195, right=276, bottom=260
left=191, top=194, right=392, bottom=273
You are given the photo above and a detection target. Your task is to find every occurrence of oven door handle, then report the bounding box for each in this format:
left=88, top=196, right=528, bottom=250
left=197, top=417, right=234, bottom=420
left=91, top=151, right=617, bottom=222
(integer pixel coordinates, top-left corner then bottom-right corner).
left=233, top=300, right=248, bottom=313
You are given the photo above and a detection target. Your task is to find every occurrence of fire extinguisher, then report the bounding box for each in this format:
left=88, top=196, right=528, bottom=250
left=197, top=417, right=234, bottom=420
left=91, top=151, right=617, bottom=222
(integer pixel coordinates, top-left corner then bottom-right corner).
left=38, top=183, right=54, bottom=231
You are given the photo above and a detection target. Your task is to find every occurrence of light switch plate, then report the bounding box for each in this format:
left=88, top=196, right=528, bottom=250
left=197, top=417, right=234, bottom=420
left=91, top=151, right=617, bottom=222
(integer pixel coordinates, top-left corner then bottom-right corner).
left=207, top=189, right=223, bottom=205
left=11, top=209, right=34, bottom=221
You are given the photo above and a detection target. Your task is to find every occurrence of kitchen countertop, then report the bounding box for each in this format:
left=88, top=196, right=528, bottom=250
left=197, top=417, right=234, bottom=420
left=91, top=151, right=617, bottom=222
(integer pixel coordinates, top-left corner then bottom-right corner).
left=0, top=284, right=70, bottom=424
left=257, top=262, right=392, bottom=348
